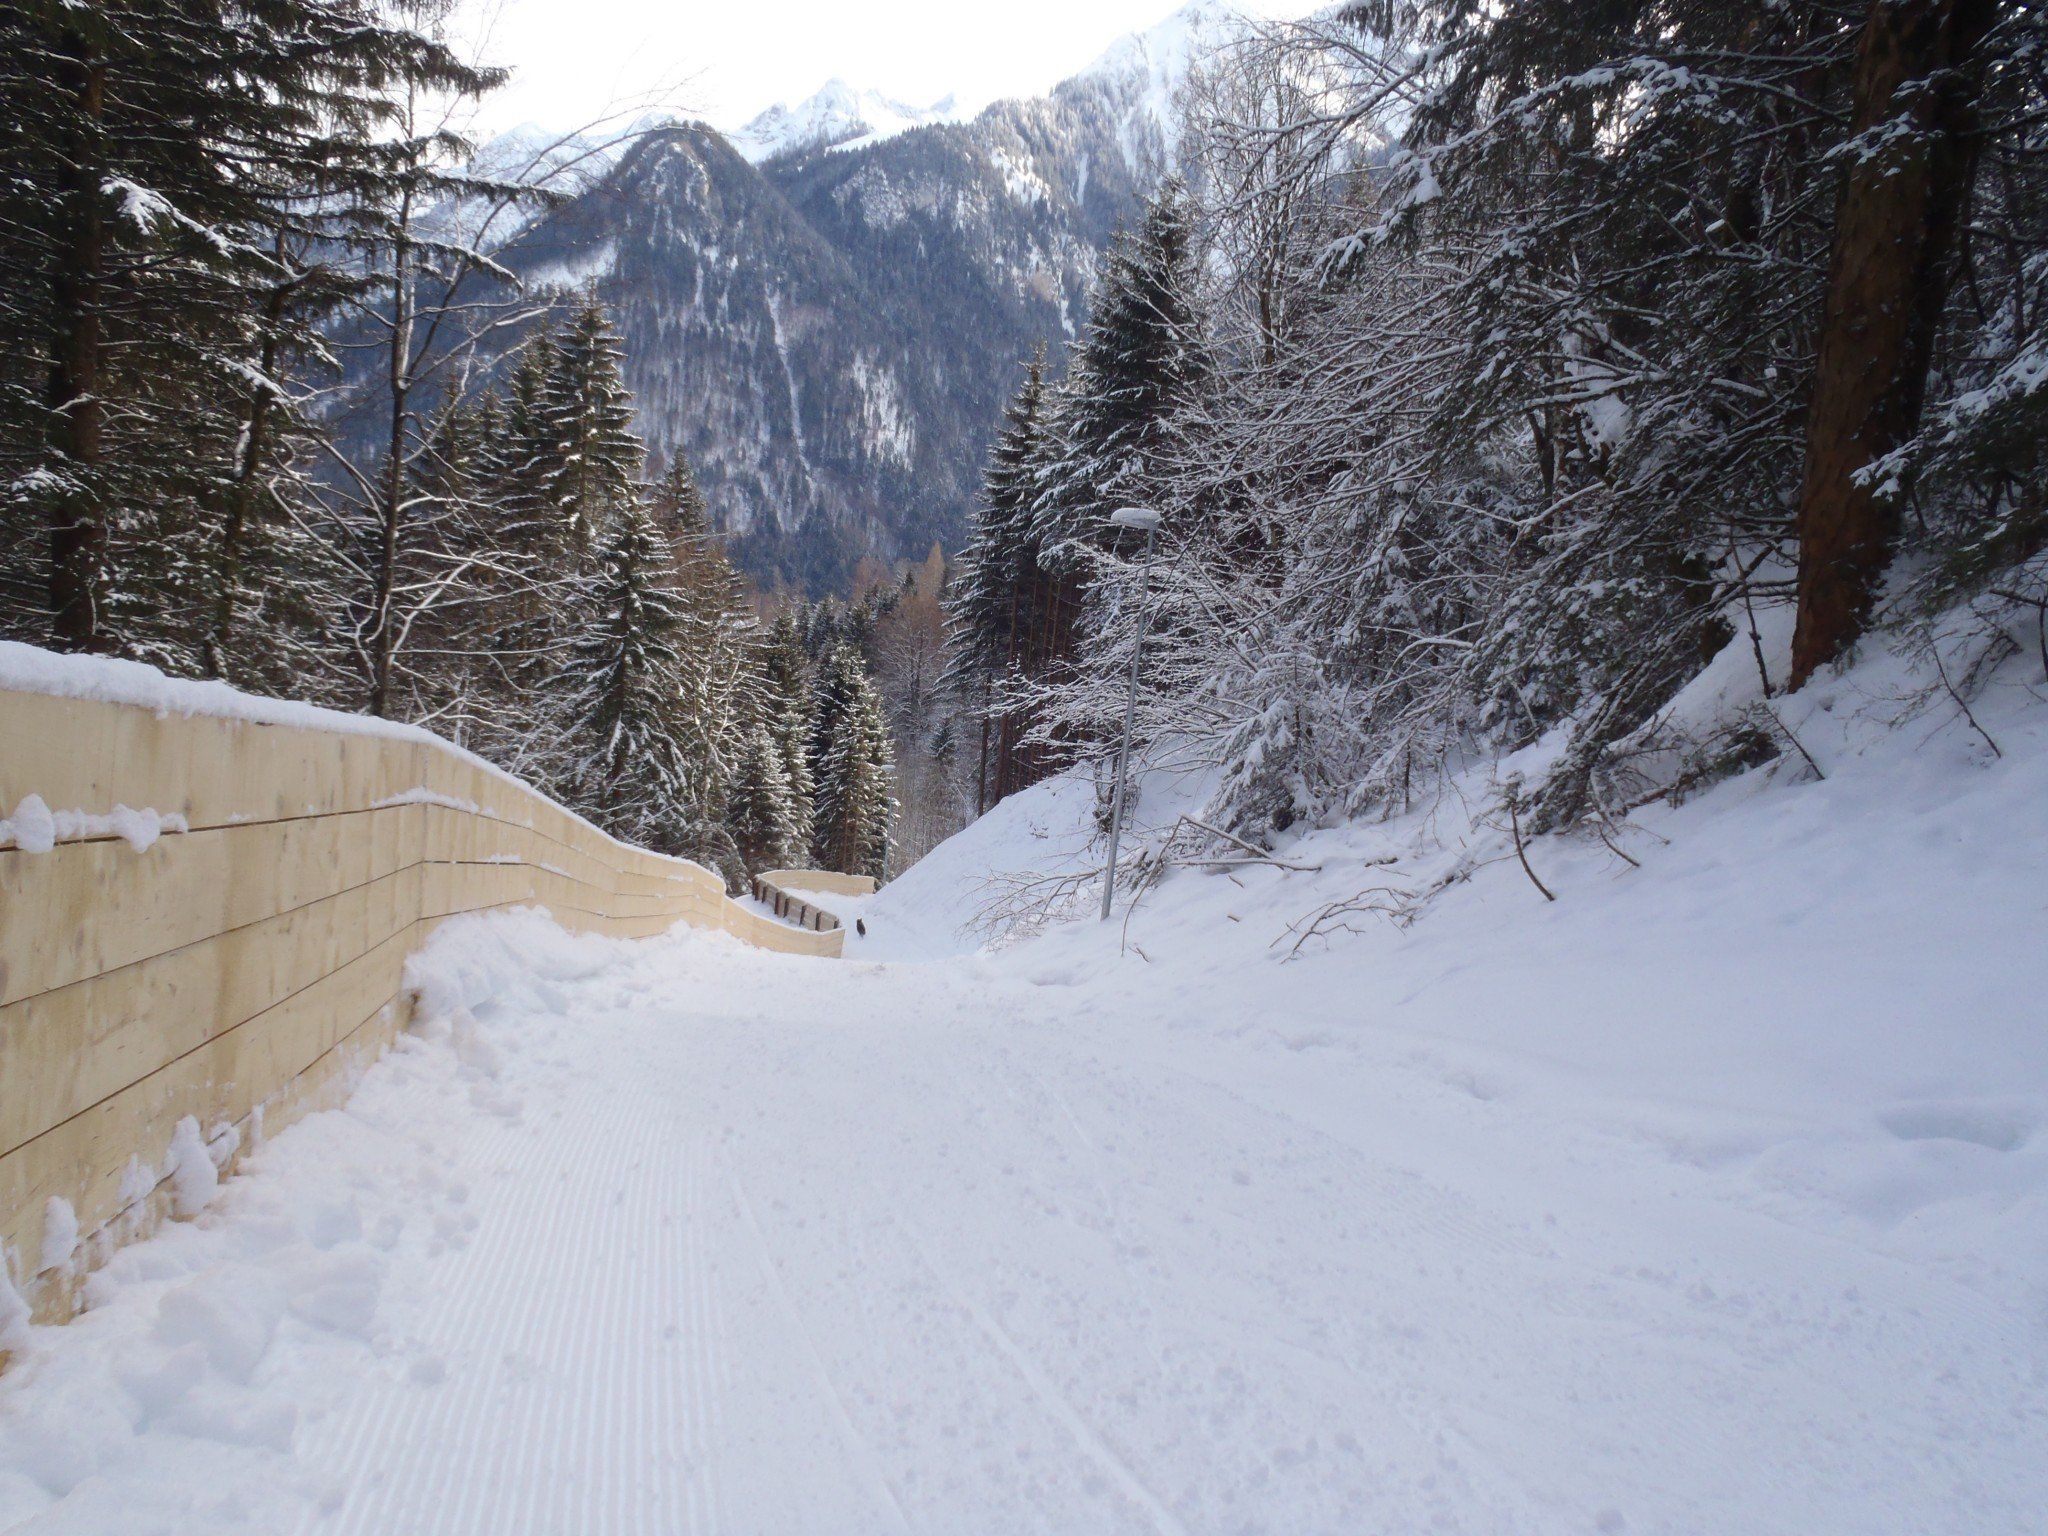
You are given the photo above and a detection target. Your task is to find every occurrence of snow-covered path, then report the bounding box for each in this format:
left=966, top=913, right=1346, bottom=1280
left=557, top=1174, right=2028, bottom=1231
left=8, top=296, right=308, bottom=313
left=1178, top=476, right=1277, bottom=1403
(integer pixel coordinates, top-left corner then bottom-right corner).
left=6, top=896, right=2039, bottom=1536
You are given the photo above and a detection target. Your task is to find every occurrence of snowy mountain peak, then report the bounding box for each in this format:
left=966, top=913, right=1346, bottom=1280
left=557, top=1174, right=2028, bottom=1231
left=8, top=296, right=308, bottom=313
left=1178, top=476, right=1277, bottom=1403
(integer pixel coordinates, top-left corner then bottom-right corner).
left=1076, top=0, right=1252, bottom=83
left=1059, top=0, right=1257, bottom=174
left=729, top=81, right=962, bottom=164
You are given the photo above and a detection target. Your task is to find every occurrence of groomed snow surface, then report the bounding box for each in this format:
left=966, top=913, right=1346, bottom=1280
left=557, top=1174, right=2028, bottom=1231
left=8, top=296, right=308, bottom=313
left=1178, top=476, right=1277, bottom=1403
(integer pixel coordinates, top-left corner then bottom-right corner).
left=3, top=635, right=2045, bottom=1534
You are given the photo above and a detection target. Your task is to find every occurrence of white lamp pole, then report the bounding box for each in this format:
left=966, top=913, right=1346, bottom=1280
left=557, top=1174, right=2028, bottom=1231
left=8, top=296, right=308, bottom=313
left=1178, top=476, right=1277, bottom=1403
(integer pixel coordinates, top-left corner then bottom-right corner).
left=1100, top=506, right=1161, bottom=921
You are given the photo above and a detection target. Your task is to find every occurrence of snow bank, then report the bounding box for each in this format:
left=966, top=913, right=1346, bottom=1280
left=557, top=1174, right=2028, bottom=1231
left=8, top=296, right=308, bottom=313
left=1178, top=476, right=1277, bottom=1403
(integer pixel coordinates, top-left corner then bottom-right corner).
left=0, top=910, right=621, bottom=1531
left=871, top=628, right=2048, bottom=1287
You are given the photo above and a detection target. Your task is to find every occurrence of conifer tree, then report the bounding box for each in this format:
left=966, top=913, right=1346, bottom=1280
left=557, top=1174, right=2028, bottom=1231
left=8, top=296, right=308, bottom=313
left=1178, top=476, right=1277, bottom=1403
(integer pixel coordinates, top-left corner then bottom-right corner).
left=540, top=296, right=642, bottom=557
left=760, top=612, right=817, bottom=861
left=989, top=184, right=1203, bottom=786
left=479, top=334, right=563, bottom=561
left=652, top=455, right=760, bottom=819
left=556, top=497, right=691, bottom=844
left=728, top=723, right=806, bottom=873
left=806, top=637, right=856, bottom=830
left=1031, top=183, right=1202, bottom=564
left=946, top=350, right=1050, bottom=808
left=812, top=643, right=895, bottom=880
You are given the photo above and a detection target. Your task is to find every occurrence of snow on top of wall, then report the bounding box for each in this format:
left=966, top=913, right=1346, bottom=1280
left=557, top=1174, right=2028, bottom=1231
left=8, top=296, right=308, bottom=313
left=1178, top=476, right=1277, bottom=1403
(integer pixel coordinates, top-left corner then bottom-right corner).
left=0, top=641, right=450, bottom=747
left=0, top=643, right=701, bottom=874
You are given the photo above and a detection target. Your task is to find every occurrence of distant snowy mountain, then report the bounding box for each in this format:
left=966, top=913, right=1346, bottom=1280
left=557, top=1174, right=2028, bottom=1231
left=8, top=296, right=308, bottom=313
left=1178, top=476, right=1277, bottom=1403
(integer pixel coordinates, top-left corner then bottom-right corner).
left=428, top=115, right=677, bottom=247
left=476, top=2, right=1261, bottom=592
left=1060, top=0, right=1253, bottom=174
left=728, top=81, right=963, bottom=163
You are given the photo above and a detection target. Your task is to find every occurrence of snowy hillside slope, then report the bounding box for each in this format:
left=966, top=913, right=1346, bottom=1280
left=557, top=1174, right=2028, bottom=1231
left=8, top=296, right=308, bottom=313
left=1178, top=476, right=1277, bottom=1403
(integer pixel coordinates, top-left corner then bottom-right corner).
left=855, top=625, right=2048, bottom=1307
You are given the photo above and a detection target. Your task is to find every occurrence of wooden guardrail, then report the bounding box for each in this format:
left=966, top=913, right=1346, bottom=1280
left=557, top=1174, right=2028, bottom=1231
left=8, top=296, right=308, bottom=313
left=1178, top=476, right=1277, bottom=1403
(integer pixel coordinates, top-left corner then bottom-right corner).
left=0, top=646, right=839, bottom=1338
left=752, top=869, right=877, bottom=932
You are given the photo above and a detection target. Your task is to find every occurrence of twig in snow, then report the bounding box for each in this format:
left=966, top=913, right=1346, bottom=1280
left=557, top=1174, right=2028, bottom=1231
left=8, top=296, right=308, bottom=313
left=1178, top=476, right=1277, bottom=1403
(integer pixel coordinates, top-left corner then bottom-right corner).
left=1179, top=855, right=1324, bottom=872
left=1276, top=884, right=1412, bottom=956
left=1759, top=704, right=1826, bottom=781
left=1932, top=647, right=2003, bottom=758
left=1506, top=789, right=1556, bottom=903
left=1119, top=846, right=1172, bottom=955
left=1591, top=808, right=1640, bottom=869
left=1172, top=814, right=1322, bottom=872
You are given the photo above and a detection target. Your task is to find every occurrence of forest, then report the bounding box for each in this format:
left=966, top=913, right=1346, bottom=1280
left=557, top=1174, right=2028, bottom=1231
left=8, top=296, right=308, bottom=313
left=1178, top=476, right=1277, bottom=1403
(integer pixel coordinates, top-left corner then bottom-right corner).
left=4, top=0, right=2043, bottom=893
left=0, top=0, right=917, bottom=886
left=947, top=0, right=2046, bottom=872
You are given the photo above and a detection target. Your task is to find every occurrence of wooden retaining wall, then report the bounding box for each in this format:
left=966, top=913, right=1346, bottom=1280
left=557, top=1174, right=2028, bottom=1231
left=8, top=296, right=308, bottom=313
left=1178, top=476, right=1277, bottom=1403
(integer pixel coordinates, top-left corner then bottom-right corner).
left=0, top=680, right=839, bottom=1336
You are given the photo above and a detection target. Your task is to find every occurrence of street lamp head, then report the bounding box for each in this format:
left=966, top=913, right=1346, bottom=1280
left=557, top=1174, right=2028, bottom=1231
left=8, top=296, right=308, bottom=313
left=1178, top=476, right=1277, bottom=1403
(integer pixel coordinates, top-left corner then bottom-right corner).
left=1109, top=505, right=1162, bottom=532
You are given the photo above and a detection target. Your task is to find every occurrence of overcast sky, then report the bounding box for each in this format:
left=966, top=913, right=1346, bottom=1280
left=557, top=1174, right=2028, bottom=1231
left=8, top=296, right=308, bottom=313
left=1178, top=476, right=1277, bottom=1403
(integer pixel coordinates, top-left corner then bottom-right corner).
left=460, top=0, right=1296, bottom=134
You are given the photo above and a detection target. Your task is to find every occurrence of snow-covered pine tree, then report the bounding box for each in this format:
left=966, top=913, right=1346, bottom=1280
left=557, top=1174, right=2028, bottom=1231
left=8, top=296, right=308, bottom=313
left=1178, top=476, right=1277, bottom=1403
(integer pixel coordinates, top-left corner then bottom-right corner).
left=944, top=349, right=1051, bottom=810
left=806, top=636, right=857, bottom=843
left=727, top=723, right=807, bottom=874
left=507, top=299, right=650, bottom=775
left=445, top=303, right=652, bottom=784
left=539, top=295, right=642, bottom=558
left=648, top=456, right=710, bottom=551
left=760, top=612, right=817, bottom=862
left=475, top=333, right=562, bottom=567
left=555, top=496, right=692, bottom=847
left=1013, top=182, right=1204, bottom=780
left=651, top=455, right=761, bottom=832
left=812, top=643, right=895, bottom=881
left=437, top=331, right=577, bottom=774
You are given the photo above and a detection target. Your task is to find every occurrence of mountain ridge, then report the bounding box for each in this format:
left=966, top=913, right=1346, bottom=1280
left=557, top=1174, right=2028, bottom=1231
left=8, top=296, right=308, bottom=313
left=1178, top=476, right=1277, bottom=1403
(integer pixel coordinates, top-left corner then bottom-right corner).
left=489, top=1, right=1252, bottom=592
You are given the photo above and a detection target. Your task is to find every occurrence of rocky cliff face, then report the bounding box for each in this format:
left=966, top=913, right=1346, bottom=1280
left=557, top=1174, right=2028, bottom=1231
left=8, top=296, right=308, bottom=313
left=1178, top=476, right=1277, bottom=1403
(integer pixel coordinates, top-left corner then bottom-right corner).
left=491, top=1, right=1247, bottom=592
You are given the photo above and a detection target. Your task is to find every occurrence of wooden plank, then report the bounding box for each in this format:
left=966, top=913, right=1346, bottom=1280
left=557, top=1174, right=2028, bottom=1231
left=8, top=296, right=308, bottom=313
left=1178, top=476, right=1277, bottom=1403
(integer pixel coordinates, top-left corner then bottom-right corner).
left=0, top=926, right=420, bottom=1307
left=0, top=805, right=423, bottom=1006
left=0, top=691, right=434, bottom=836
left=0, top=863, right=425, bottom=1157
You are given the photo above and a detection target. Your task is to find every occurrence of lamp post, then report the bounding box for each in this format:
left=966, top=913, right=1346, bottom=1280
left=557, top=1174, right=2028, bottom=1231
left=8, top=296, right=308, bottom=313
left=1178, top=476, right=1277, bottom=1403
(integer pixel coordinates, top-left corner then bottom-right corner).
left=1100, top=505, right=1161, bottom=920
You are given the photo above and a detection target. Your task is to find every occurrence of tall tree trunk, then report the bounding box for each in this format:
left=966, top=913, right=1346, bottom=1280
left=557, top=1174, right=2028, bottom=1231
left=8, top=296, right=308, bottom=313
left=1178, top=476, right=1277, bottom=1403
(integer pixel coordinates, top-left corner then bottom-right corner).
left=367, top=197, right=414, bottom=719
left=1789, top=0, right=1995, bottom=688
left=46, top=43, right=108, bottom=652
left=206, top=269, right=293, bottom=680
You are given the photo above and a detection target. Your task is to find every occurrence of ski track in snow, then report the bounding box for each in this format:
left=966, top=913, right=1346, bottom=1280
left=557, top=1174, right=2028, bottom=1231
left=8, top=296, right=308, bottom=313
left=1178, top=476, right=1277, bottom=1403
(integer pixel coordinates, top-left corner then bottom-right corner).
left=1, top=875, right=2042, bottom=1534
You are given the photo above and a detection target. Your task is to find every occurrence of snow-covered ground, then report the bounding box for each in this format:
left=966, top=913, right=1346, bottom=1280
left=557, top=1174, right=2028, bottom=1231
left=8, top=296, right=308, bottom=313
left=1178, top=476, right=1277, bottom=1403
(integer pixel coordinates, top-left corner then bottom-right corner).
left=2, top=635, right=2044, bottom=1533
